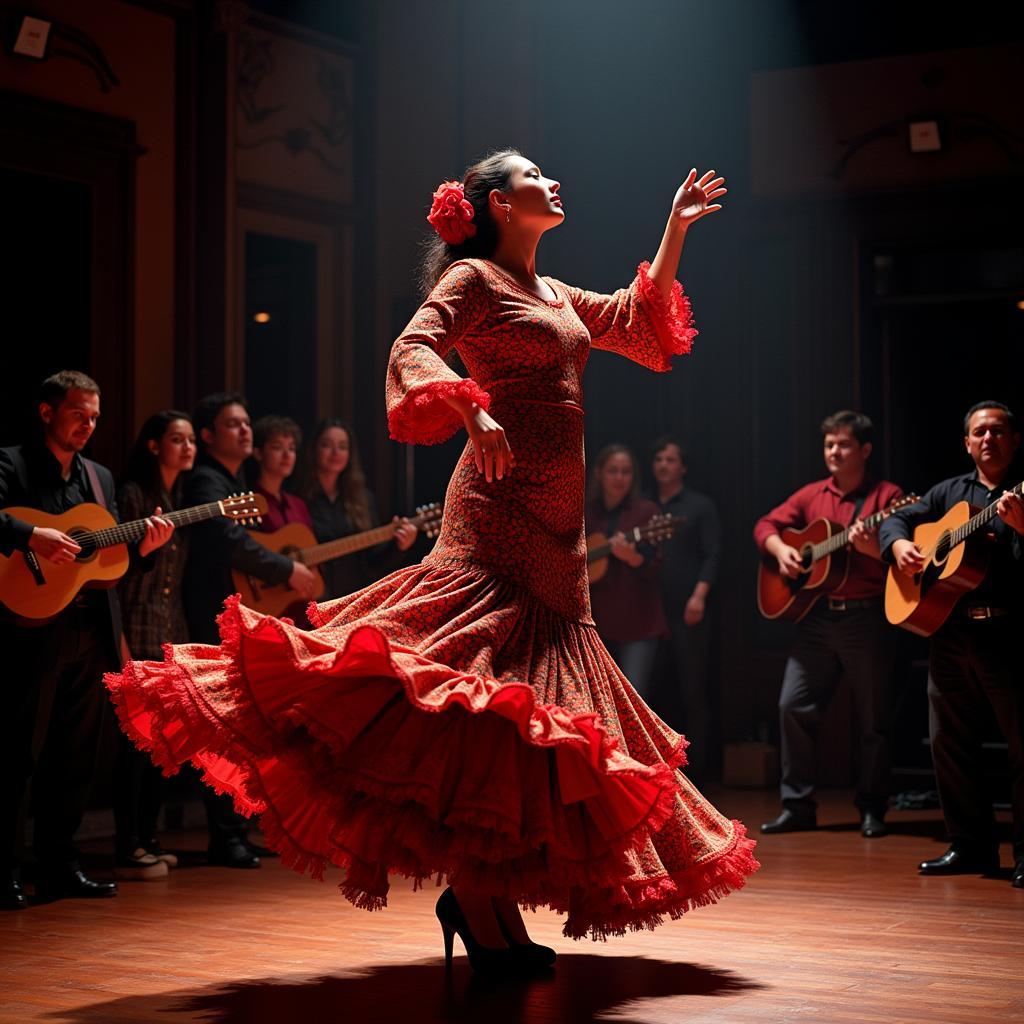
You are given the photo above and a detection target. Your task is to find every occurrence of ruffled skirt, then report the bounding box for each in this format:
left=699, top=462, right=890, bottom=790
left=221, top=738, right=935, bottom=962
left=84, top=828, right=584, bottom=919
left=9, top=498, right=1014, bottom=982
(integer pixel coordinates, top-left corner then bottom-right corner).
left=106, top=560, right=757, bottom=939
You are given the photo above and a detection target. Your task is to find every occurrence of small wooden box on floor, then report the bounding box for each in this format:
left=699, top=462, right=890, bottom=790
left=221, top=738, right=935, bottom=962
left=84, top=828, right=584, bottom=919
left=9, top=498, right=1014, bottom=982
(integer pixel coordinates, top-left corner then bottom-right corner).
left=723, top=742, right=778, bottom=787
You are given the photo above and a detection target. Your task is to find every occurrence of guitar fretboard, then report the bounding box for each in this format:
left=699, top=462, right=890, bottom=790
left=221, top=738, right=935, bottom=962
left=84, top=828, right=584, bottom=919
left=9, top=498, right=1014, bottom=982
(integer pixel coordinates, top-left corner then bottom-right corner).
left=299, top=522, right=399, bottom=567
left=947, top=480, right=1024, bottom=550
left=83, top=502, right=225, bottom=549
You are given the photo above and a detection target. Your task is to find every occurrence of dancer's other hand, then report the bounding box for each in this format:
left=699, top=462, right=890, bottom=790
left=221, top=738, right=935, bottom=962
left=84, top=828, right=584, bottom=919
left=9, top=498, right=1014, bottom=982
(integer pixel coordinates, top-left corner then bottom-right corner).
left=671, top=168, right=726, bottom=228
left=454, top=404, right=515, bottom=483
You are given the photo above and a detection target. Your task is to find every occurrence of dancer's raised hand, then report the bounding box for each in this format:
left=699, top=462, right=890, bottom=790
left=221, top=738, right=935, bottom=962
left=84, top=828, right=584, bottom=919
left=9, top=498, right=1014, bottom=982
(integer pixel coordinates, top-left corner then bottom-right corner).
left=671, top=168, right=726, bottom=227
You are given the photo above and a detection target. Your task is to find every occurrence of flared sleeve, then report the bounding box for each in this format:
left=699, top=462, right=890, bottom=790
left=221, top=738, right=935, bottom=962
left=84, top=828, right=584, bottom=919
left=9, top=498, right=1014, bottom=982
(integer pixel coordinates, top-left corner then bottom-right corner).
left=559, top=261, right=698, bottom=373
left=386, top=261, right=493, bottom=445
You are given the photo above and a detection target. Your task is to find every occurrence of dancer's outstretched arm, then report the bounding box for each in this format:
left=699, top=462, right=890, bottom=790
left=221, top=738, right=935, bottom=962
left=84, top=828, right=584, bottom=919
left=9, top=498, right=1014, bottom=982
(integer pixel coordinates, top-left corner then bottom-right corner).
left=647, top=168, right=726, bottom=300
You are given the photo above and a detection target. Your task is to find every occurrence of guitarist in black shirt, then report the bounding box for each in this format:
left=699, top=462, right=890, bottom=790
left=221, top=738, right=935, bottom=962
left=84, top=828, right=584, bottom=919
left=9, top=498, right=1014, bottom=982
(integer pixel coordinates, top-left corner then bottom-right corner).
left=880, top=401, right=1024, bottom=887
left=0, top=372, right=173, bottom=910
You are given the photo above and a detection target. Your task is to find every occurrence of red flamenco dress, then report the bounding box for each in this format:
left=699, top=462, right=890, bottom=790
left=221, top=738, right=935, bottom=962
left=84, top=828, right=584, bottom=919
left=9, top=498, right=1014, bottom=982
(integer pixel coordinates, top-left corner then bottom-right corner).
left=106, top=258, right=758, bottom=939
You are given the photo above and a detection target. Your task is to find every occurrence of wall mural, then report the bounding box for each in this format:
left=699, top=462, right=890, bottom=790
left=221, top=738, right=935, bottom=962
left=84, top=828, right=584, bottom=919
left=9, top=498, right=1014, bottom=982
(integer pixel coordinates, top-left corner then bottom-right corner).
left=235, top=26, right=354, bottom=203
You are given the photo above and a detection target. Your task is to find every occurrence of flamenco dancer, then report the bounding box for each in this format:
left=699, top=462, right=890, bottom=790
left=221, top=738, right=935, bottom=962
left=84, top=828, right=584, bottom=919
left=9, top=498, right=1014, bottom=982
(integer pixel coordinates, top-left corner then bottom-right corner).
left=107, top=149, right=758, bottom=971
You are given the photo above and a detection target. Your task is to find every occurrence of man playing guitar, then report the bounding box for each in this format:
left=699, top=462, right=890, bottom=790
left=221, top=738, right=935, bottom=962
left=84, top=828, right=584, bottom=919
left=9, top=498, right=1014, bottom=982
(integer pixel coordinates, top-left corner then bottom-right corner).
left=754, top=410, right=902, bottom=838
left=879, top=401, right=1024, bottom=887
left=0, top=372, right=173, bottom=910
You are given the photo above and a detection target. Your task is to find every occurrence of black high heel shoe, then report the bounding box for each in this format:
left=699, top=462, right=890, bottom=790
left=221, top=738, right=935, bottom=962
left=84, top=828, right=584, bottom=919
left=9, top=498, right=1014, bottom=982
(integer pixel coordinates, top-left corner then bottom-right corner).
left=493, top=899, right=557, bottom=969
left=435, top=887, right=516, bottom=973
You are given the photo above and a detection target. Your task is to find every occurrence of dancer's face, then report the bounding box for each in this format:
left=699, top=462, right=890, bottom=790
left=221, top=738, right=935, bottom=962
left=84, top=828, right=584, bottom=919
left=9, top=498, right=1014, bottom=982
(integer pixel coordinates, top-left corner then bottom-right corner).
left=493, top=155, right=563, bottom=230
left=316, top=426, right=350, bottom=477
left=150, top=418, right=196, bottom=475
left=600, top=453, right=634, bottom=508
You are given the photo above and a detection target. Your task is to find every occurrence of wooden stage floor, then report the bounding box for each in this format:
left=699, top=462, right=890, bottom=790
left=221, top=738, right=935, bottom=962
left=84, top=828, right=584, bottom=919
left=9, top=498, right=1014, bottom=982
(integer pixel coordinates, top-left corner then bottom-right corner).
left=1, top=787, right=1020, bottom=1024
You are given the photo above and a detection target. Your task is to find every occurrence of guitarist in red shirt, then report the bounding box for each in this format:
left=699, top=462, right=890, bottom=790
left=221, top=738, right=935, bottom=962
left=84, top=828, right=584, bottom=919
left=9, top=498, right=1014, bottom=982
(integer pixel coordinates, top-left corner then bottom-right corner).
left=754, top=411, right=902, bottom=838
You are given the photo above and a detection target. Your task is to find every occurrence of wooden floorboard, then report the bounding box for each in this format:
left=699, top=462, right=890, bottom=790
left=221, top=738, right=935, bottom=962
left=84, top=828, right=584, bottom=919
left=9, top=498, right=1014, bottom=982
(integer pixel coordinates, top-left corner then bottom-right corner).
left=0, top=788, right=1021, bottom=1023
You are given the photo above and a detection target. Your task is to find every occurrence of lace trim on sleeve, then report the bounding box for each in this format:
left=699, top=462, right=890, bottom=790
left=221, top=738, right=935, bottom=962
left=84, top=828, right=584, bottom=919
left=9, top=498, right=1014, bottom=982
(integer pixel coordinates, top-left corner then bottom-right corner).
left=635, top=260, right=698, bottom=359
left=387, top=378, right=492, bottom=446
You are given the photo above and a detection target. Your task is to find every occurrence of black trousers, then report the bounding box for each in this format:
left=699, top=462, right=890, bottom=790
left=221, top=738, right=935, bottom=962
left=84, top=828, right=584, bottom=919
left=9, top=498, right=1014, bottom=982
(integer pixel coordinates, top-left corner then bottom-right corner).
left=928, top=615, right=1024, bottom=860
left=778, top=605, right=894, bottom=815
left=663, top=613, right=713, bottom=777
left=112, top=733, right=164, bottom=856
left=1, top=610, right=112, bottom=871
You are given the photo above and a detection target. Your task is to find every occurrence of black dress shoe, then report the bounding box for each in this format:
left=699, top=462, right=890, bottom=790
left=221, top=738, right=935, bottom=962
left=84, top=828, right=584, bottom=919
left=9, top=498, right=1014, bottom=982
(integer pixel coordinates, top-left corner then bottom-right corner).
left=918, top=845, right=999, bottom=876
left=2, top=872, right=28, bottom=911
left=860, top=812, right=887, bottom=838
left=244, top=840, right=278, bottom=858
left=761, top=809, right=817, bottom=834
left=208, top=840, right=261, bottom=869
left=36, top=867, right=118, bottom=901
left=1012, top=860, right=1024, bottom=889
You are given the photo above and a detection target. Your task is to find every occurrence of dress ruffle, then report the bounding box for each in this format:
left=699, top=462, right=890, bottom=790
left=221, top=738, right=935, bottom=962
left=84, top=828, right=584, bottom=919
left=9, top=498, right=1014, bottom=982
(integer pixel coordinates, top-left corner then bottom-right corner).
left=388, top=377, right=491, bottom=446
left=635, top=260, right=698, bottom=363
left=106, top=564, right=757, bottom=940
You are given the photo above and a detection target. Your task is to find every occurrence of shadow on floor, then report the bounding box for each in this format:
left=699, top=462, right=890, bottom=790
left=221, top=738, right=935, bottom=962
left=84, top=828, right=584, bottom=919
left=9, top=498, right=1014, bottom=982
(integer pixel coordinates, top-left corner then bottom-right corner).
left=43, top=954, right=763, bottom=1024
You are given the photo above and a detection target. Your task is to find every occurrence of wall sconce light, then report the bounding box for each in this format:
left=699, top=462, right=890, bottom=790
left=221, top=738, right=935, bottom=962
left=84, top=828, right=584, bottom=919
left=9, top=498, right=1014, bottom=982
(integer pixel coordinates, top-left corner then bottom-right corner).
left=11, top=15, right=51, bottom=60
left=908, top=120, right=942, bottom=154
left=253, top=311, right=271, bottom=324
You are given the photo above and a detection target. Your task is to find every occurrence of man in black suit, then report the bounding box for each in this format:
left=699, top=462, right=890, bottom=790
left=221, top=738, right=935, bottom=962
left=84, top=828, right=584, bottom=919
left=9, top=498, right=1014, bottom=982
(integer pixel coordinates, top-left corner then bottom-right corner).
left=879, top=401, right=1024, bottom=887
left=182, top=393, right=316, bottom=867
left=0, top=371, right=173, bottom=910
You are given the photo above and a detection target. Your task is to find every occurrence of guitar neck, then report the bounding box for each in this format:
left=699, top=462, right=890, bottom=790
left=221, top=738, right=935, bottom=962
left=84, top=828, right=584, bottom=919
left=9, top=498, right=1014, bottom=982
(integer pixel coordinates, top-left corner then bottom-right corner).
left=300, top=522, right=398, bottom=567
left=808, top=499, right=911, bottom=563
left=949, top=479, right=1024, bottom=549
left=85, top=502, right=225, bottom=550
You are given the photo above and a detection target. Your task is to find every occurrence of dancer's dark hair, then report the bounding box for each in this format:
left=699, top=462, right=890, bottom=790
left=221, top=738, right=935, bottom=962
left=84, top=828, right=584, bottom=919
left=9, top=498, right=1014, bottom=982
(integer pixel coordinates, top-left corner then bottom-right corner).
left=418, top=148, right=522, bottom=296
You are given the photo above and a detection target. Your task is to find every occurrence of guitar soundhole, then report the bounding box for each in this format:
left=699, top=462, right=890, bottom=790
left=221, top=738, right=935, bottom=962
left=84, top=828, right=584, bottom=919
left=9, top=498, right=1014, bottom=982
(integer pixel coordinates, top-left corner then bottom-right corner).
left=934, top=532, right=951, bottom=565
left=69, top=530, right=97, bottom=562
left=799, top=545, right=814, bottom=573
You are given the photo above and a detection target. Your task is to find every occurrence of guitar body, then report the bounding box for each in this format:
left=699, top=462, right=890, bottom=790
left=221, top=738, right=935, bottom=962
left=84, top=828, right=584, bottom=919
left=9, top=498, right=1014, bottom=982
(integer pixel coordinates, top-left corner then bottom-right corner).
left=884, top=501, right=989, bottom=636
left=586, top=532, right=611, bottom=583
left=0, top=504, right=127, bottom=623
left=757, top=518, right=850, bottom=622
left=233, top=522, right=326, bottom=617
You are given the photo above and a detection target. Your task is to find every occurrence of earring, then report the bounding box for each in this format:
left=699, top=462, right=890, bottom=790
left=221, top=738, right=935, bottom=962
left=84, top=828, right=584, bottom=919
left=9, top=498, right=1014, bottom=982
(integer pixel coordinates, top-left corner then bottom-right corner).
left=505, top=207, right=511, bottom=224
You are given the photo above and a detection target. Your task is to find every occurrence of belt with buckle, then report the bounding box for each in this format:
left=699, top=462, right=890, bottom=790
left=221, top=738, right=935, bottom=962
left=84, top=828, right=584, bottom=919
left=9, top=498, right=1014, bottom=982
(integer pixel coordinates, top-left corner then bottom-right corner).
left=825, top=596, right=880, bottom=612
left=963, top=605, right=1009, bottom=621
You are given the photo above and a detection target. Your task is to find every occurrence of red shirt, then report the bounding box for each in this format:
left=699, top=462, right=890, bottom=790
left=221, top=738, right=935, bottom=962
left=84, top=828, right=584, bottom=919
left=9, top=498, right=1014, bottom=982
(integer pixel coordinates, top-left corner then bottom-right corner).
left=255, top=485, right=314, bottom=534
left=753, top=476, right=903, bottom=599
left=586, top=496, right=668, bottom=642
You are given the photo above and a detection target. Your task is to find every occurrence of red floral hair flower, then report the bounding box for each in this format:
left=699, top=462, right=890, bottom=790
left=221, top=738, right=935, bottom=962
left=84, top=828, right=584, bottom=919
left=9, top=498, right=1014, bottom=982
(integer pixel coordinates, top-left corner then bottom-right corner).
left=427, top=180, right=477, bottom=246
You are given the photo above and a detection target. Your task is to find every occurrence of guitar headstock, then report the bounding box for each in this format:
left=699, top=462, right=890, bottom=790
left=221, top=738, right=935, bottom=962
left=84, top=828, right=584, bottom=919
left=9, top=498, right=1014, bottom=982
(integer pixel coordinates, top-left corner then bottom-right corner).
left=884, top=493, right=920, bottom=515
left=640, top=513, right=683, bottom=544
left=221, top=491, right=267, bottom=527
left=413, top=502, right=444, bottom=539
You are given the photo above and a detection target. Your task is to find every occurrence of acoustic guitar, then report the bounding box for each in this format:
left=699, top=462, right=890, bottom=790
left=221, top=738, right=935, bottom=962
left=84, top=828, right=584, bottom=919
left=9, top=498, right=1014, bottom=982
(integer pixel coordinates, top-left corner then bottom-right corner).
left=0, top=493, right=267, bottom=624
left=885, top=481, right=1023, bottom=636
left=234, top=502, right=443, bottom=616
left=757, top=494, right=920, bottom=622
left=586, top=514, right=684, bottom=584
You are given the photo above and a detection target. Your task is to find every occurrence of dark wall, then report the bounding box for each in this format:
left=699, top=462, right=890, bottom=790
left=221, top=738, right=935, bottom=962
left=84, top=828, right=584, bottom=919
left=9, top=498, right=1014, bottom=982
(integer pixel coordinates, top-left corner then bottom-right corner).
left=373, top=1, right=1024, bottom=763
